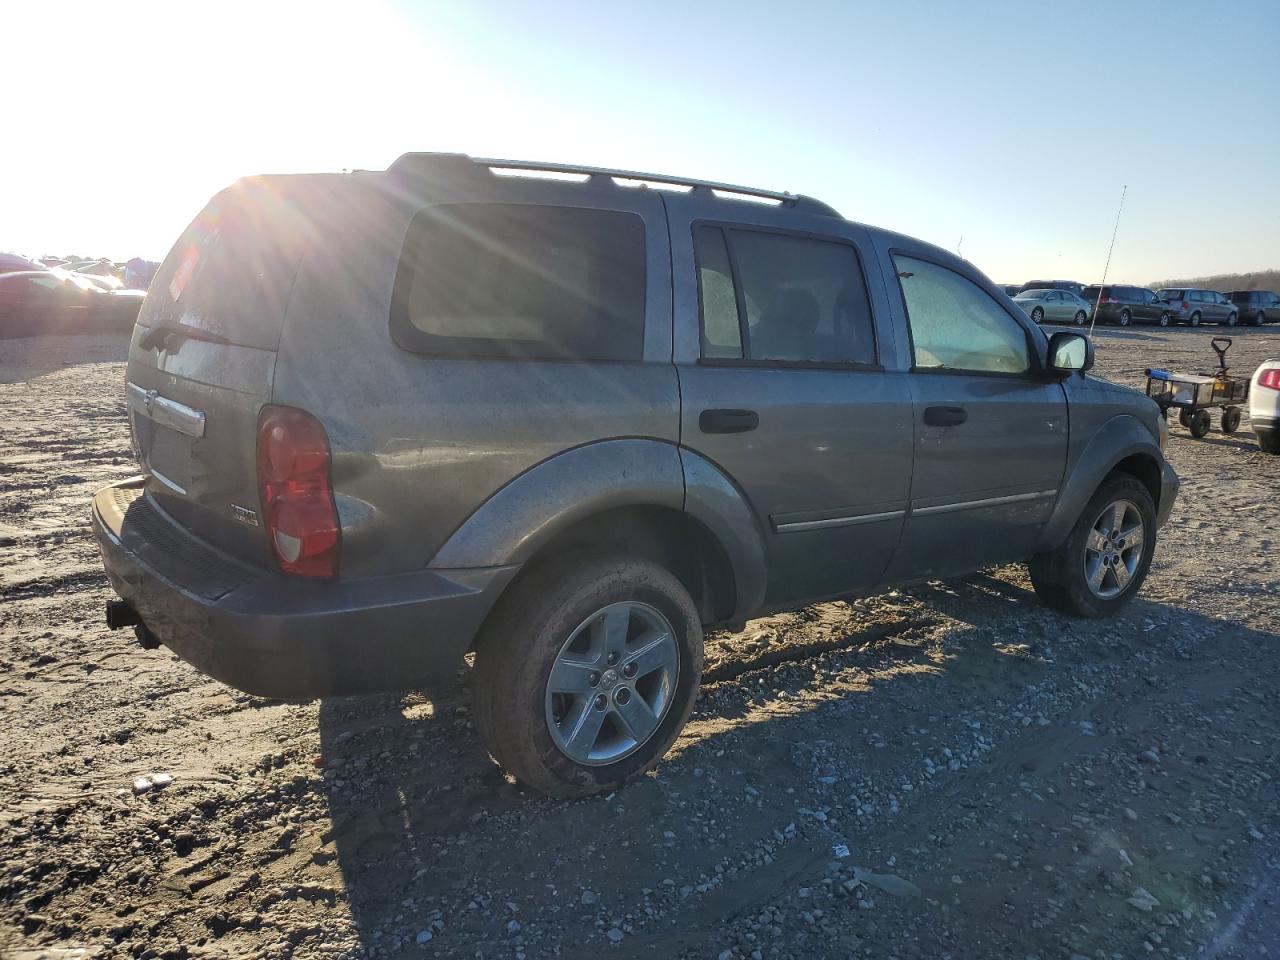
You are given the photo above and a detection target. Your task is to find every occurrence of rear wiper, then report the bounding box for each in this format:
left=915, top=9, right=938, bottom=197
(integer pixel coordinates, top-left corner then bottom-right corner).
left=139, top=323, right=233, bottom=352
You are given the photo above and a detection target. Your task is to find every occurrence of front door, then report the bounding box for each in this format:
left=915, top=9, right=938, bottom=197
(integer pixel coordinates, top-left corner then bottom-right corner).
left=669, top=195, right=913, bottom=607
left=881, top=252, right=1069, bottom=582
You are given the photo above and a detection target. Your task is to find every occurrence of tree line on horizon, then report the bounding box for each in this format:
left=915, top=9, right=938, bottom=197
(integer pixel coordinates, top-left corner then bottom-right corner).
left=1148, top=268, right=1280, bottom=292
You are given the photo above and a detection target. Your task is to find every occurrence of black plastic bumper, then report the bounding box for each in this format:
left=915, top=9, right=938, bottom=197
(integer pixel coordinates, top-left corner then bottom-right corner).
left=91, top=479, right=518, bottom=700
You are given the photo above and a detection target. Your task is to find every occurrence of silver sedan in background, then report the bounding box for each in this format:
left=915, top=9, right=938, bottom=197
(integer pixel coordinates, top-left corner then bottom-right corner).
left=1014, top=288, right=1091, bottom=325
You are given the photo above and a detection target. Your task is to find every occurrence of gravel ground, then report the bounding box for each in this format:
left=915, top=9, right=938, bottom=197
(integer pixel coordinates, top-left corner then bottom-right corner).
left=1, top=326, right=1278, bottom=959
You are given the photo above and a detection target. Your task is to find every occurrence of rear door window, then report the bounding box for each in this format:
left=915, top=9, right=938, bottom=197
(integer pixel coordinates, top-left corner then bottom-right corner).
left=693, top=225, right=877, bottom=366
left=392, top=204, right=646, bottom=361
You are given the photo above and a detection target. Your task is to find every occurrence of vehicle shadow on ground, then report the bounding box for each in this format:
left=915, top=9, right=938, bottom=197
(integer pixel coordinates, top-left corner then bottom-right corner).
left=315, top=582, right=1278, bottom=959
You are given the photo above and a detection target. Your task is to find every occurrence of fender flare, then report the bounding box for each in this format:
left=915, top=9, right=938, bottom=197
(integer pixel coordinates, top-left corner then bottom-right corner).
left=429, top=438, right=685, bottom=569
left=428, top=439, right=770, bottom=623
left=679, top=448, right=769, bottom=620
left=1036, top=414, right=1165, bottom=551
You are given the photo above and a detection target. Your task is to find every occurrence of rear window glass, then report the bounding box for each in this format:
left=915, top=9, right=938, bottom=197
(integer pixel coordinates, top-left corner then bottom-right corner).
left=1228, top=291, right=1250, bottom=303
left=1159, top=289, right=1184, bottom=299
left=1081, top=286, right=1108, bottom=301
left=392, top=204, right=646, bottom=361
left=147, top=182, right=310, bottom=350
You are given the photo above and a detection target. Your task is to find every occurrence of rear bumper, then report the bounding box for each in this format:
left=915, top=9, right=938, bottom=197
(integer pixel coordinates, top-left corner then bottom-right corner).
left=1251, top=414, right=1280, bottom=436
left=1156, top=458, right=1179, bottom=528
left=92, top=479, right=518, bottom=700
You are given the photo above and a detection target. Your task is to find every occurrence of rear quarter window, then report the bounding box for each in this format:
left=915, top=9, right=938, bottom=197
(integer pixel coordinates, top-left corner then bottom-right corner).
left=391, top=204, right=646, bottom=361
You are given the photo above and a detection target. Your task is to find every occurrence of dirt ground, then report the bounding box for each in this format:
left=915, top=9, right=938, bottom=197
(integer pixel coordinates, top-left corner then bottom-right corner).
left=2, top=325, right=1278, bottom=960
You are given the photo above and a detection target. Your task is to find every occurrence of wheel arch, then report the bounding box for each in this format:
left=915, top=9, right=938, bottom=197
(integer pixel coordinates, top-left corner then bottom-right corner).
left=1037, top=415, right=1166, bottom=551
left=428, top=438, right=767, bottom=627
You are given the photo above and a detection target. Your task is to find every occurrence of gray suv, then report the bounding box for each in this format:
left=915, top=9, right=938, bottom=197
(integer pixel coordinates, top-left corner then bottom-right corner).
left=1156, top=288, right=1239, bottom=326
left=93, top=154, right=1178, bottom=798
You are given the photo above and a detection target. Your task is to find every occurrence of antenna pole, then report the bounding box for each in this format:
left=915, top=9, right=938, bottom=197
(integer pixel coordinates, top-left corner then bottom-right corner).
left=1090, top=184, right=1127, bottom=337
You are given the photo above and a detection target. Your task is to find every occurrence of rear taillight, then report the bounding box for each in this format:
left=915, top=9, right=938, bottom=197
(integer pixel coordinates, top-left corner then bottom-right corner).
left=256, top=405, right=340, bottom=578
left=1181, top=302, right=1188, bottom=311
left=1258, top=369, right=1280, bottom=391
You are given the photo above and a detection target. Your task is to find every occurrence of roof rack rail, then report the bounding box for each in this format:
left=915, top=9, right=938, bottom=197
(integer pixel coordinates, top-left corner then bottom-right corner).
left=389, top=153, right=840, bottom=217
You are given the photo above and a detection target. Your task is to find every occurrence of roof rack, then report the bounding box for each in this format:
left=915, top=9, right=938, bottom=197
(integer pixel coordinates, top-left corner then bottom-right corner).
left=388, top=153, right=840, bottom=217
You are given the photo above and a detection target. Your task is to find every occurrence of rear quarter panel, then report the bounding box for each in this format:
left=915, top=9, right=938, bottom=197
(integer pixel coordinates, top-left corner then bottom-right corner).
left=270, top=176, right=678, bottom=579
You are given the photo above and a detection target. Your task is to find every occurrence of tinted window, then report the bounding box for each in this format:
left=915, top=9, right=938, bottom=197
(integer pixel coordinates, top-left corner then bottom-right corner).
left=1228, top=291, right=1250, bottom=304
left=696, top=227, right=877, bottom=365
left=1161, top=289, right=1185, bottom=300
left=150, top=183, right=311, bottom=350
left=694, top=226, right=741, bottom=359
left=393, top=204, right=646, bottom=360
left=895, top=255, right=1030, bottom=375
left=1081, top=285, right=1107, bottom=302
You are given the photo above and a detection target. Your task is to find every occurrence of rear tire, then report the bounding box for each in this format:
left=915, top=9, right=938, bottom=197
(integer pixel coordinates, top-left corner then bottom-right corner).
left=1158, top=312, right=1170, bottom=327
left=1258, top=312, right=1268, bottom=325
left=472, top=554, right=703, bottom=799
left=1074, top=310, right=1087, bottom=325
left=1031, top=306, right=1044, bottom=323
left=1221, top=406, right=1241, bottom=433
left=1029, top=473, right=1156, bottom=618
left=1118, top=309, right=1132, bottom=327
left=1259, top=433, right=1280, bottom=455
left=1224, top=313, right=1238, bottom=327
left=1189, top=312, right=1201, bottom=327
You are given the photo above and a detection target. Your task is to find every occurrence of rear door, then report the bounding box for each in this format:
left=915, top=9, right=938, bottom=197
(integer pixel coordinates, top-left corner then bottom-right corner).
left=882, top=250, right=1068, bottom=581
left=127, top=179, right=315, bottom=564
left=669, top=194, right=913, bottom=606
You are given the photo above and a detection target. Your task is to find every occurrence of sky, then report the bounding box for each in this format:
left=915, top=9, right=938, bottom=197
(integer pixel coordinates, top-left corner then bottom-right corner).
left=3, top=0, right=1277, bottom=284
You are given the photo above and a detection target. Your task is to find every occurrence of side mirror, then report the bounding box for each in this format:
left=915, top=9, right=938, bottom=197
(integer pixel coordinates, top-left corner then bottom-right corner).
left=1048, top=331, right=1093, bottom=373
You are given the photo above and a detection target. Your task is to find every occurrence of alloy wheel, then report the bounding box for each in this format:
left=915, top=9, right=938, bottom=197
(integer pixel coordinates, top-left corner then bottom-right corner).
left=544, top=601, right=679, bottom=766
left=1083, top=499, right=1145, bottom=600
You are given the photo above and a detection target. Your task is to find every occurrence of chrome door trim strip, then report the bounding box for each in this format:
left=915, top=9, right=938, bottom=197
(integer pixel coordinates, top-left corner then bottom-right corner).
left=774, top=509, right=907, bottom=533
left=149, top=467, right=188, bottom=496
left=911, top=489, right=1058, bottom=517
left=126, top=381, right=206, bottom=439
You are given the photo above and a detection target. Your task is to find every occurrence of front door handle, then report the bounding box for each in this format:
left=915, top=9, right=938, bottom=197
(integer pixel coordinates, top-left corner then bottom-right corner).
left=923, top=405, right=967, bottom=427
left=700, top=408, right=759, bottom=434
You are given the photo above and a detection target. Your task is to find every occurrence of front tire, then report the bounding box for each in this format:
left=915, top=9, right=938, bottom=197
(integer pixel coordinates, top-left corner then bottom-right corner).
left=1031, top=306, right=1044, bottom=323
left=1029, top=473, right=1156, bottom=618
left=1074, top=310, right=1087, bottom=325
left=472, top=554, right=703, bottom=798
left=1158, top=312, right=1170, bottom=327
left=1224, top=312, right=1238, bottom=327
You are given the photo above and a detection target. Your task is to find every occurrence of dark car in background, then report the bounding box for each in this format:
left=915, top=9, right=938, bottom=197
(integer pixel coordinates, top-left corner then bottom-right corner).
left=1080, top=284, right=1173, bottom=327
left=1019, top=279, right=1085, bottom=297
left=1156, top=288, right=1238, bottom=327
left=0, top=270, right=144, bottom=338
left=1226, top=290, right=1280, bottom=325
left=0, top=253, right=41, bottom=275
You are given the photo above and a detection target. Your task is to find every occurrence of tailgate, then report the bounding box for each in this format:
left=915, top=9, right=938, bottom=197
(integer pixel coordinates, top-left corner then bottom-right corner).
left=127, top=178, right=310, bottom=565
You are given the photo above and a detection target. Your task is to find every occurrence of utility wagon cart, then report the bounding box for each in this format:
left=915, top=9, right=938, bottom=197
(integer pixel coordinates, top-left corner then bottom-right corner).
left=1146, top=337, right=1249, bottom=438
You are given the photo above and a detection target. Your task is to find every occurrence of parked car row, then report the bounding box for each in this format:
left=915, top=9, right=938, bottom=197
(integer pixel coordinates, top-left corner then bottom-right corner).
left=0, top=270, right=145, bottom=338
left=1007, top=278, right=1280, bottom=328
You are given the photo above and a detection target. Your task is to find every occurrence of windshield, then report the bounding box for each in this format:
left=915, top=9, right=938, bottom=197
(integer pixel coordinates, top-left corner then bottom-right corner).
left=1015, top=289, right=1047, bottom=299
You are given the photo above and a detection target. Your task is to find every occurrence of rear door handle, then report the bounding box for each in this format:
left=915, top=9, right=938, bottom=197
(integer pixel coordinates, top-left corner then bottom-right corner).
left=923, top=405, right=967, bottom=427
left=700, top=409, right=759, bottom=434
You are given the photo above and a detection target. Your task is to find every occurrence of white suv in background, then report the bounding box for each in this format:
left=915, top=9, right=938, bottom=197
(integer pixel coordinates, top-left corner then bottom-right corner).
left=1250, top=360, right=1280, bottom=453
